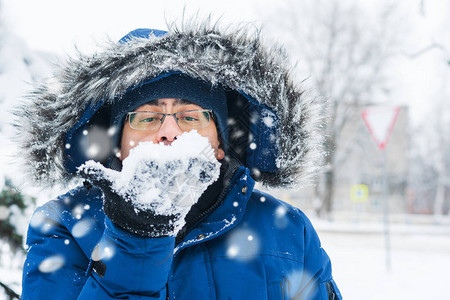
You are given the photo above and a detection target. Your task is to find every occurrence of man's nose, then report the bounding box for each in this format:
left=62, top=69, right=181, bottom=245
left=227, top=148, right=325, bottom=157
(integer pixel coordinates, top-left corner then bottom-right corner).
left=156, top=115, right=183, bottom=145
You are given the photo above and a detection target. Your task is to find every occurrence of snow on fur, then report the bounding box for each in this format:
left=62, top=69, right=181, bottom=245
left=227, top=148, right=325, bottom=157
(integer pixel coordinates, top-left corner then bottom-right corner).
left=14, top=17, right=324, bottom=188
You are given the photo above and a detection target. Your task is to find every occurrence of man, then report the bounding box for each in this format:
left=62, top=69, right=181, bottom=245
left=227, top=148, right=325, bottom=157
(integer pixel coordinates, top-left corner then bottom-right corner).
left=17, top=20, right=342, bottom=299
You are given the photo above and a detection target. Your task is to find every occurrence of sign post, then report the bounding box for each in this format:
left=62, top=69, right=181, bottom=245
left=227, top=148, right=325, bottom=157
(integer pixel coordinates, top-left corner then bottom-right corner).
left=362, top=106, right=400, bottom=272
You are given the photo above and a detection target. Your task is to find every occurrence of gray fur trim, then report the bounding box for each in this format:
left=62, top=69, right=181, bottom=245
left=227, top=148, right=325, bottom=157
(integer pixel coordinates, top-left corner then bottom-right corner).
left=13, top=18, right=325, bottom=188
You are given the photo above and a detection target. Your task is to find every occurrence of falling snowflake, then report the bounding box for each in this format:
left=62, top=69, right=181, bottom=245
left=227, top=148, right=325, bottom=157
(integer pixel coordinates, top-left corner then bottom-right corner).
left=274, top=205, right=289, bottom=229
left=225, top=228, right=260, bottom=261
left=71, top=218, right=95, bottom=238
left=91, top=239, right=116, bottom=261
left=38, top=255, right=65, bottom=273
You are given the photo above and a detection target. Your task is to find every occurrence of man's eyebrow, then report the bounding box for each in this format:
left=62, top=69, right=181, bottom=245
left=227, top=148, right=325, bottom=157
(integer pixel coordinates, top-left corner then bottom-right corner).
left=147, top=99, right=194, bottom=106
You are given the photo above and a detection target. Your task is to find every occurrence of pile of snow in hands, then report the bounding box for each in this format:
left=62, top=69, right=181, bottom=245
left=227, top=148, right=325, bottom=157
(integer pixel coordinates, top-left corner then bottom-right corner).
left=79, top=131, right=221, bottom=234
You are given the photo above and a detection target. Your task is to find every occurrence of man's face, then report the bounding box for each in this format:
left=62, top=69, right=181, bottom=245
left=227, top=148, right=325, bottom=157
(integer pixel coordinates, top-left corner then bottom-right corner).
left=119, top=98, right=225, bottom=161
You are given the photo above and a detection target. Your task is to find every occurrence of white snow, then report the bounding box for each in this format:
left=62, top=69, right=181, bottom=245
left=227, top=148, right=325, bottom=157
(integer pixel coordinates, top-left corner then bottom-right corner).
left=0, top=2, right=448, bottom=298
left=225, top=228, right=260, bottom=261
left=312, top=216, right=450, bottom=300
left=91, top=239, right=116, bottom=262
left=79, top=131, right=221, bottom=235
left=263, top=115, right=275, bottom=127
left=0, top=206, right=9, bottom=220
left=37, top=255, right=64, bottom=273
left=274, top=205, right=289, bottom=229
left=71, top=219, right=95, bottom=238
left=174, top=216, right=237, bottom=255
left=28, top=210, right=45, bottom=229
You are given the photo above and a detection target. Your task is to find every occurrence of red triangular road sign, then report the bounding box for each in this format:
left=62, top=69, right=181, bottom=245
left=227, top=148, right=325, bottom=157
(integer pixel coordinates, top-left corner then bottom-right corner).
left=361, top=106, right=400, bottom=150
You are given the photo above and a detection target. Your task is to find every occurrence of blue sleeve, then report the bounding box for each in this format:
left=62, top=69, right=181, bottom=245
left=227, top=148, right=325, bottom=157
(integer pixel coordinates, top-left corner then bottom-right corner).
left=21, top=205, right=90, bottom=299
left=22, top=203, right=174, bottom=300
left=77, top=218, right=174, bottom=299
left=293, top=212, right=342, bottom=300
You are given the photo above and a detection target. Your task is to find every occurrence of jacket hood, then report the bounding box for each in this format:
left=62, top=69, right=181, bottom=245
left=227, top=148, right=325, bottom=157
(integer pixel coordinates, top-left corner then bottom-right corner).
left=14, top=18, right=324, bottom=188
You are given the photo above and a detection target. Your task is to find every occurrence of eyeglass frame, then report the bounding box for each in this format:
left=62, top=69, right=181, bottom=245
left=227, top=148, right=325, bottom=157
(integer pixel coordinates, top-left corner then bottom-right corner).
left=126, top=109, right=214, bottom=131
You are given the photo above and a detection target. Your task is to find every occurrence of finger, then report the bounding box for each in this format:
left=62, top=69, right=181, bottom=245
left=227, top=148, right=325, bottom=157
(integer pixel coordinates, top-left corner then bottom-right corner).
left=77, top=161, right=113, bottom=185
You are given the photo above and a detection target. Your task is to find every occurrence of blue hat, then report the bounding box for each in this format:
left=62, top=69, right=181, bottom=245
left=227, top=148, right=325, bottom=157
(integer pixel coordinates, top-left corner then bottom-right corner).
left=110, top=73, right=229, bottom=151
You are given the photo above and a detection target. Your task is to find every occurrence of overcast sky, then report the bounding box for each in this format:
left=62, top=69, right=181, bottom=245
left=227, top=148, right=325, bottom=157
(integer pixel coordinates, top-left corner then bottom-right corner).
left=1, top=0, right=272, bottom=55
left=1, top=0, right=449, bottom=124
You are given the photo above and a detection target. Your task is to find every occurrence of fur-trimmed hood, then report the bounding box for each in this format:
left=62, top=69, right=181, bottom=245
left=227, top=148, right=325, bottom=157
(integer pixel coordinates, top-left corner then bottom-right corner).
left=14, top=19, right=324, bottom=188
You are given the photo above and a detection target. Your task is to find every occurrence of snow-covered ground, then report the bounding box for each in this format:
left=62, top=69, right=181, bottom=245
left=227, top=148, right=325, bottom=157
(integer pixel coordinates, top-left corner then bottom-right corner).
left=313, top=217, right=450, bottom=300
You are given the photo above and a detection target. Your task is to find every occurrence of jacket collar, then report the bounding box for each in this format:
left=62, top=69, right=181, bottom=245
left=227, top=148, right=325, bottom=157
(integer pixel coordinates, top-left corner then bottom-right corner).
left=174, top=166, right=255, bottom=256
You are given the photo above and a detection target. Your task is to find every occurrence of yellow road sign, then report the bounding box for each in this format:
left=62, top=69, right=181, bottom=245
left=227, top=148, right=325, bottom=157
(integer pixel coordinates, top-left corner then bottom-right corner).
left=351, top=184, right=369, bottom=203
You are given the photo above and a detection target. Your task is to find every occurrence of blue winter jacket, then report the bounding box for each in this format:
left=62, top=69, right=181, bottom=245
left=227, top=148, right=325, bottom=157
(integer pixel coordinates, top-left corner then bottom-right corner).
left=17, top=20, right=342, bottom=299
left=22, top=166, right=341, bottom=299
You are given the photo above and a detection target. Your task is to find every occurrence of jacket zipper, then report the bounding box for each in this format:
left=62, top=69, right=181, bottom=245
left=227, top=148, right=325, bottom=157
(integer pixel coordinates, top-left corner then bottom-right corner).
left=175, top=163, right=242, bottom=245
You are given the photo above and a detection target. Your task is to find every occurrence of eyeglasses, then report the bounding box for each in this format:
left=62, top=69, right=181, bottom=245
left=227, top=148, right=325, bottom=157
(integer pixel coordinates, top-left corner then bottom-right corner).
left=126, top=109, right=213, bottom=132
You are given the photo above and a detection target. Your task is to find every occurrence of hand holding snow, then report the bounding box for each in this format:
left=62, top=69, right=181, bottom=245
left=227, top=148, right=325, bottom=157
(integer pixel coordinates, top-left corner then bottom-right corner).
left=78, top=131, right=221, bottom=236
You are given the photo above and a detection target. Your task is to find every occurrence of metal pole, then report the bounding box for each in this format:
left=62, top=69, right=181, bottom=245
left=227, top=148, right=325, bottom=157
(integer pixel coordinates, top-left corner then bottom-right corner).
left=382, top=150, right=391, bottom=271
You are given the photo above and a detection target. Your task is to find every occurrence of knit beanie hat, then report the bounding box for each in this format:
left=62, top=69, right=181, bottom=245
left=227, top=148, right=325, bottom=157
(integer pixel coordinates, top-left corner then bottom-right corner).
left=110, top=73, right=229, bottom=151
